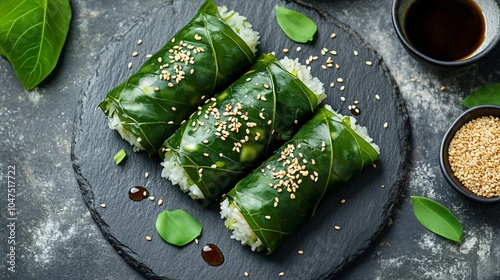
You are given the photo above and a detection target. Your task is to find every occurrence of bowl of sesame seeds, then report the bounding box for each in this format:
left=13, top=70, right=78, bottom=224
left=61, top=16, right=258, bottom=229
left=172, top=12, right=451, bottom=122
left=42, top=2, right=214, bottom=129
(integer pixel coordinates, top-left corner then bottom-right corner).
left=440, top=105, right=500, bottom=203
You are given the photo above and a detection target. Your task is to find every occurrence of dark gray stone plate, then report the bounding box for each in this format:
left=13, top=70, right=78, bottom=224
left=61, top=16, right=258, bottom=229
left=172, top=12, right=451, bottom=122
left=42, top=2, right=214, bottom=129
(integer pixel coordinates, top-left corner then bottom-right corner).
left=71, top=0, right=411, bottom=279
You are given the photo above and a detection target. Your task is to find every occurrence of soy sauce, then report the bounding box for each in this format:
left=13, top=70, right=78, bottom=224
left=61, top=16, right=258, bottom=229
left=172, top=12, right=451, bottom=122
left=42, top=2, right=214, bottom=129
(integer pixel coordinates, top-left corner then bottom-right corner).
left=128, top=186, right=149, bottom=201
left=201, top=244, right=224, bottom=266
left=404, top=0, right=485, bottom=61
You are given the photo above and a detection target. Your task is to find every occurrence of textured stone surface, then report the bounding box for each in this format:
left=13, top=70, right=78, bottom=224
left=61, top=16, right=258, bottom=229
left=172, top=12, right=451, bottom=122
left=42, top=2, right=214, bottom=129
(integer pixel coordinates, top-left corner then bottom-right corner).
left=72, top=0, right=409, bottom=279
left=1, top=0, right=499, bottom=279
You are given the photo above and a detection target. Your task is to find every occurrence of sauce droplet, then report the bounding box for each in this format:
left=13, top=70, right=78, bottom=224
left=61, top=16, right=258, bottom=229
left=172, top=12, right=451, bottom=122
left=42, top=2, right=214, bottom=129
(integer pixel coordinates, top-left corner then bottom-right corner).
left=201, top=244, right=224, bottom=266
left=128, top=186, right=149, bottom=201
left=350, top=105, right=361, bottom=116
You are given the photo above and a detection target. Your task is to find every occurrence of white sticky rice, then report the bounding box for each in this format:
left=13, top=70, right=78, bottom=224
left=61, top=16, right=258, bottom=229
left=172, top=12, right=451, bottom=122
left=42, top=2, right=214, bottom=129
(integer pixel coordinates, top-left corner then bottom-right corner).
left=279, top=57, right=326, bottom=105
left=220, top=199, right=264, bottom=251
left=105, top=104, right=145, bottom=152
left=160, top=151, right=205, bottom=199
left=161, top=57, right=326, bottom=200
left=324, top=104, right=380, bottom=154
left=218, top=6, right=260, bottom=54
left=105, top=6, right=260, bottom=152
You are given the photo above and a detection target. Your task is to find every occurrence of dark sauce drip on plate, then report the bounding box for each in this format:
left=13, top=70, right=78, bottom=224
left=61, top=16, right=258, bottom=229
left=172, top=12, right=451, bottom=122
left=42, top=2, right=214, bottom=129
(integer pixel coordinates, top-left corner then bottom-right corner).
left=128, top=186, right=149, bottom=201
left=201, top=244, right=224, bottom=266
left=404, top=0, right=485, bottom=61
left=350, top=105, right=361, bottom=116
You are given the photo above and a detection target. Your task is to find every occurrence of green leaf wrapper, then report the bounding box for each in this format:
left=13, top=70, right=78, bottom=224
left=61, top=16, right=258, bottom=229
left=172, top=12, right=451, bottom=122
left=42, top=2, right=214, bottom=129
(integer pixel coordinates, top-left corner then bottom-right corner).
left=161, top=53, right=319, bottom=203
left=224, top=106, right=380, bottom=254
left=99, top=0, right=256, bottom=156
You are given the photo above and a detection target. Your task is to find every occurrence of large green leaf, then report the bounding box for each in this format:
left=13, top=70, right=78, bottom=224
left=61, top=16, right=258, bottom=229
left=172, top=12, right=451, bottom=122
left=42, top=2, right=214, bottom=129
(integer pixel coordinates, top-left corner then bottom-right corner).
left=461, top=83, right=500, bottom=108
left=0, top=0, right=72, bottom=90
left=411, top=196, right=463, bottom=243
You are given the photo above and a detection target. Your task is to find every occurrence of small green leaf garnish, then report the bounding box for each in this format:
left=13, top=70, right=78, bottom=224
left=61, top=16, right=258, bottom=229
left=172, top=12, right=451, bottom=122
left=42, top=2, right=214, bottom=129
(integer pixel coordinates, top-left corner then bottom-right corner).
left=411, top=196, right=463, bottom=243
left=113, top=149, right=127, bottom=165
left=156, top=209, right=202, bottom=246
left=276, top=6, right=317, bottom=43
left=0, top=0, right=72, bottom=90
left=461, top=83, right=500, bottom=108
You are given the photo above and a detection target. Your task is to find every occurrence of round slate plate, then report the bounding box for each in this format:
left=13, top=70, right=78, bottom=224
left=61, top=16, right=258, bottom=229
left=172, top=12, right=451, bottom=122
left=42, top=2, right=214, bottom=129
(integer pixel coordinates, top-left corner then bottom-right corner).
left=71, top=0, right=411, bottom=279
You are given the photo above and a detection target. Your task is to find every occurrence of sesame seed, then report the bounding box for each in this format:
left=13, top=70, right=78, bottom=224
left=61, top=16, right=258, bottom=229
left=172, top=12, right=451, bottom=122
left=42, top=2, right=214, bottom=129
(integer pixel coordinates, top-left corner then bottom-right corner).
left=330, top=50, right=337, bottom=55
left=100, top=204, right=106, bottom=208
left=340, top=96, right=346, bottom=101
left=265, top=215, right=271, bottom=220
left=354, top=50, right=359, bottom=56
left=337, top=78, right=344, bottom=83
left=146, top=54, right=152, bottom=58
left=440, top=86, right=446, bottom=91
left=330, top=82, right=335, bottom=88
left=298, top=250, right=304, bottom=255
left=132, top=51, right=138, bottom=57
left=145, top=172, right=149, bottom=178
left=279, top=272, right=285, bottom=277
left=448, top=115, right=500, bottom=197
left=167, top=121, right=174, bottom=125
left=383, top=122, right=389, bottom=128
left=283, top=48, right=289, bottom=53
left=146, top=236, right=152, bottom=241
left=149, top=196, right=155, bottom=201
left=137, top=39, right=143, bottom=45
left=154, top=87, right=160, bottom=92
left=211, top=164, right=217, bottom=169
left=335, top=225, right=341, bottom=230
left=128, top=62, right=133, bottom=69
left=340, top=199, right=346, bottom=204
left=331, top=33, right=337, bottom=38
left=366, top=61, right=373, bottom=66
left=203, top=140, right=209, bottom=144
left=375, top=94, right=381, bottom=100
left=296, top=46, right=302, bottom=52
left=158, top=199, right=163, bottom=206
left=158, top=57, right=162, bottom=63
left=340, top=86, right=345, bottom=91
left=321, top=65, right=327, bottom=70
left=290, top=193, right=296, bottom=199
left=244, top=272, right=249, bottom=277
left=172, top=107, right=177, bottom=111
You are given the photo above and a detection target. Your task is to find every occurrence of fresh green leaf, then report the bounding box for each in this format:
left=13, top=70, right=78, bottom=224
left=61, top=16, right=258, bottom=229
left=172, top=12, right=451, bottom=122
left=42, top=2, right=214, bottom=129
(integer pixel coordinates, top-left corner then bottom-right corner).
left=461, top=83, right=500, bottom=108
left=0, top=0, right=72, bottom=90
left=411, top=196, right=463, bottom=243
left=113, top=149, right=126, bottom=165
left=156, top=209, right=202, bottom=246
left=276, top=6, right=317, bottom=43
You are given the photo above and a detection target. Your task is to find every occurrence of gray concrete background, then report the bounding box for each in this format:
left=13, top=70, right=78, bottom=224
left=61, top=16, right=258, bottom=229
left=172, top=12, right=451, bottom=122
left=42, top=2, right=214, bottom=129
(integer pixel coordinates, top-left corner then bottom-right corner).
left=1, top=0, right=499, bottom=279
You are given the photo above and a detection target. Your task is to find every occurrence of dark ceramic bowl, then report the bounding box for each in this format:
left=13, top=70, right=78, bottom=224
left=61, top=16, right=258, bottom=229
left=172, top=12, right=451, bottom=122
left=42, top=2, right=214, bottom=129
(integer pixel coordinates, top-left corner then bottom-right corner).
left=392, top=0, right=500, bottom=68
left=440, top=105, right=500, bottom=203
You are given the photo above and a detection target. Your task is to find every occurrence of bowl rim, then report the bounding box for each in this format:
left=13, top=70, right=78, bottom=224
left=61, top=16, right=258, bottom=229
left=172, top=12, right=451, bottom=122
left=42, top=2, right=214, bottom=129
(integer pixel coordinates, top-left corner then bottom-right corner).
left=391, top=0, right=500, bottom=68
left=439, top=105, right=500, bottom=203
